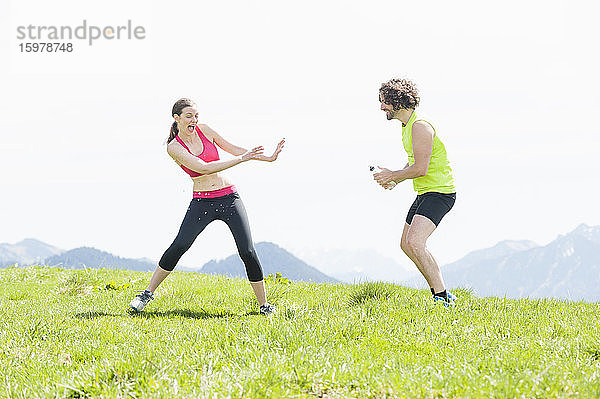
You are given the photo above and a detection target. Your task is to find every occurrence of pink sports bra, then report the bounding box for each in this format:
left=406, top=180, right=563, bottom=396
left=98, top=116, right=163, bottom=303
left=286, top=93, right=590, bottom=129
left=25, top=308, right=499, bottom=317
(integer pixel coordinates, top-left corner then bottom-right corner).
left=175, top=126, right=220, bottom=177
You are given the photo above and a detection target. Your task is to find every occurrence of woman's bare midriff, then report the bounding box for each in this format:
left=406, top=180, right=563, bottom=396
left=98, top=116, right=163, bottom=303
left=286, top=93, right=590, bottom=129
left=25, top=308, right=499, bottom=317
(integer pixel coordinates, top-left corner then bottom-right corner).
left=191, top=172, right=235, bottom=192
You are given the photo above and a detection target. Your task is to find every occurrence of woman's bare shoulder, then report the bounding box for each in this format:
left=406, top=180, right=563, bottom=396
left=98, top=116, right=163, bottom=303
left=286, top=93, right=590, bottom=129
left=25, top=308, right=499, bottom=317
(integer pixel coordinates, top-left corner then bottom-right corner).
left=167, top=138, right=183, bottom=156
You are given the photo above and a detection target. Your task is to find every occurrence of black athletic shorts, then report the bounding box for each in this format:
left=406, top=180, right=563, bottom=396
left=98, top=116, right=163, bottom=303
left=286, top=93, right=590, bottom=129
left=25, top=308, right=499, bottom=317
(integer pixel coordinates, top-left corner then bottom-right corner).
left=406, top=192, right=456, bottom=227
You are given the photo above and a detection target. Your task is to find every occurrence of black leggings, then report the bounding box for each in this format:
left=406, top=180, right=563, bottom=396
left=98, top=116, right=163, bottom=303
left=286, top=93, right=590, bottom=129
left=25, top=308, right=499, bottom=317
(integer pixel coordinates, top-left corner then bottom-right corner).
left=158, top=193, right=264, bottom=281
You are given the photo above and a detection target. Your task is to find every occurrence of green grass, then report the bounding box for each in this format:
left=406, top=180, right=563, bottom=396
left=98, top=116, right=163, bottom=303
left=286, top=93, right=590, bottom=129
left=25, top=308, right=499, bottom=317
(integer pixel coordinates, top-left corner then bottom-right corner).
left=1, top=266, right=599, bottom=398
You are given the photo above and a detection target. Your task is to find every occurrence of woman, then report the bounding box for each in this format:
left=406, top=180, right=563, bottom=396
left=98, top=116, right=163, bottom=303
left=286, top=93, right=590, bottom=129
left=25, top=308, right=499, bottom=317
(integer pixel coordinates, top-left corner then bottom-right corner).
left=129, top=98, right=285, bottom=315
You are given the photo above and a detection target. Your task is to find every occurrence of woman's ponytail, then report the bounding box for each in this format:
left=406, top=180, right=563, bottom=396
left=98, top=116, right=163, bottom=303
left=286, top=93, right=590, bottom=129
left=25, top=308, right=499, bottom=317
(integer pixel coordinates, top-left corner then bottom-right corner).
left=167, top=121, right=179, bottom=144
left=166, top=98, right=195, bottom=144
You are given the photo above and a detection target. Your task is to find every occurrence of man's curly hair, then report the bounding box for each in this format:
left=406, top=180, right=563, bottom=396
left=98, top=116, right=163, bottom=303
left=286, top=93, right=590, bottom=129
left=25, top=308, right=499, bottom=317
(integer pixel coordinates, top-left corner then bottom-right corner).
left=379, top=78, right=420, bottom=110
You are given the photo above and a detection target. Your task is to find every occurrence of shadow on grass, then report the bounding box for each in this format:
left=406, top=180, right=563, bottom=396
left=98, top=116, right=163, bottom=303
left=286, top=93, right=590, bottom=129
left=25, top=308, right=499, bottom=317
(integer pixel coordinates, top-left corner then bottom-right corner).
left=243, top=311, right=260, bottom=316
left=584, top=347, right=600, bottom=361
left=129, top=308, right=236, bottom=320
left=75, top=309, right=256, bottom=320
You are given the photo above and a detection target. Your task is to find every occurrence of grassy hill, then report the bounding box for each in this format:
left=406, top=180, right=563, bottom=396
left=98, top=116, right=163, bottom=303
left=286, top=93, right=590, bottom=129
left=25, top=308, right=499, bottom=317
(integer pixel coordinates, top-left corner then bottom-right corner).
left=1, top=266, right=599, bottom=398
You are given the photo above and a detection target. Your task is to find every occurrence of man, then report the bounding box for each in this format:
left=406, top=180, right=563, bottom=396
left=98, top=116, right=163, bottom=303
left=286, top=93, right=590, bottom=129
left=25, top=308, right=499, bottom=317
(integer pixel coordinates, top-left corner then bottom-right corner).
left=374, top=78, right=457, bottom=307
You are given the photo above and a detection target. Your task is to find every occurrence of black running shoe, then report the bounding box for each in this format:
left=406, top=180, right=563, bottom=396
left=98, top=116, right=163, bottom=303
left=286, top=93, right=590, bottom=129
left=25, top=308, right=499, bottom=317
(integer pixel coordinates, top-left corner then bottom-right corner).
left=259, top=303, right=276, bottom=315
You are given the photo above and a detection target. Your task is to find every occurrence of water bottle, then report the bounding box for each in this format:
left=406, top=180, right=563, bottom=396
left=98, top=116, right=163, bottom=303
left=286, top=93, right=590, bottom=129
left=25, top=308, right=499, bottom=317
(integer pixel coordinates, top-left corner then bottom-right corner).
left=370, top=165, right=396, bottom=189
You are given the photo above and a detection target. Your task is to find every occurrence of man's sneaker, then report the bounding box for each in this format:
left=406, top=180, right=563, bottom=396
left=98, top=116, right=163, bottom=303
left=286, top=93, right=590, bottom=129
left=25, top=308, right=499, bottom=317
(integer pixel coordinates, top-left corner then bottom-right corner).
left=129, top=290, right=154, bottom=312
left=259, top=303, right=276, bottom=316
left=433, top=294, right=456, bottom=308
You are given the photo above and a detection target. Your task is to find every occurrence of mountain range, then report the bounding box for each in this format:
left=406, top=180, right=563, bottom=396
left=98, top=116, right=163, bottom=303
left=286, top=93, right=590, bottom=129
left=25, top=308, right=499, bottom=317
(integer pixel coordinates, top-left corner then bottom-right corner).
left=2, top=224, right=599, bottom=300
left=0, top=238, right=63, bottom=266
left=405, top=224, right=600, bottom=302
left=0, top=239, right=155, bottom=271
left=200, top=242, right=337, bottom=283
left=45, top=247, right=155, bottom=271
left=0, top=239, right=336, bottom=281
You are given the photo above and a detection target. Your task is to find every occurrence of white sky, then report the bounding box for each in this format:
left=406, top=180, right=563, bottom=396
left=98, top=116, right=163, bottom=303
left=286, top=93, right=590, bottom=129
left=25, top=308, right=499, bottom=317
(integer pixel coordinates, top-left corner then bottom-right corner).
left=1, top=0, right=599, bottom=271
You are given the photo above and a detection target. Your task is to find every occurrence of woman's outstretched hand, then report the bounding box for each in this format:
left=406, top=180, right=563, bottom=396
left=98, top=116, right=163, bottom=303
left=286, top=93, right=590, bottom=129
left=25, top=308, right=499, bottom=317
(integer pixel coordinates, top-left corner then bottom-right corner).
left=252, top=138, right=286, bottom=162
left=241, top=146, right=265, bottom=161
left=266, top=138, right=285, bottom=162
left=241, top=139, right=285, bottom=162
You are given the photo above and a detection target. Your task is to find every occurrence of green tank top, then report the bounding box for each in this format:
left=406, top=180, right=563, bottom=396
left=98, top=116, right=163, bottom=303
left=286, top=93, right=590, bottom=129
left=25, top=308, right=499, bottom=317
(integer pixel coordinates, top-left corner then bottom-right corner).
left=402, top=111, right=456, bottom=195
